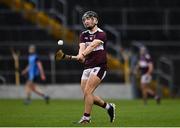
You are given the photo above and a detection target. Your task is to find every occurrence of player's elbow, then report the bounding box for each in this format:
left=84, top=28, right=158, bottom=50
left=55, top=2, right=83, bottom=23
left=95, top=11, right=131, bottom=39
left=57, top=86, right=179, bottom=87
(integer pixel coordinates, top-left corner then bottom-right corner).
left=148, top=66, right=153, bottom=74
left=149, top=64, right=154, bottom=71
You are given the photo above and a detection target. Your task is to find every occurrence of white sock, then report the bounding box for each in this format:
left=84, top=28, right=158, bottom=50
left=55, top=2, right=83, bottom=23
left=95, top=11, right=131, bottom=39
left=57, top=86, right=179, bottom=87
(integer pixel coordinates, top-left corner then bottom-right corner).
left=105, top=103, right=111, bottom=110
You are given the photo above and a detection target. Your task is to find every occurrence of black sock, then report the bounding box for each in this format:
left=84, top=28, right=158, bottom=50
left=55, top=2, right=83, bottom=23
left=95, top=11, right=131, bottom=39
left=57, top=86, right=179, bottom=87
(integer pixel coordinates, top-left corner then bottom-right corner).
left=84, top=113, right=90, bottom=117
left=43, top=94, right=48, bottom=99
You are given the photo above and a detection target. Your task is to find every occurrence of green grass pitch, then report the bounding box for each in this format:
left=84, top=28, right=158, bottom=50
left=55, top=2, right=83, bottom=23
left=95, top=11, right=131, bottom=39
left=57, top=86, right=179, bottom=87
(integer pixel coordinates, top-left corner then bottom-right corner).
left=0, top=99, right=180, bottom=127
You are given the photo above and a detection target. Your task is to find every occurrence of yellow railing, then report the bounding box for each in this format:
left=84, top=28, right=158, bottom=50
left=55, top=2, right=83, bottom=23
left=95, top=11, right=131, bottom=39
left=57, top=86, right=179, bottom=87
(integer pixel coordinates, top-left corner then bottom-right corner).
left=107, top=54, right=124, bottom=70
left=0, top=0, right=77, bottom=43
left=107, top=54, right=127, bottom=81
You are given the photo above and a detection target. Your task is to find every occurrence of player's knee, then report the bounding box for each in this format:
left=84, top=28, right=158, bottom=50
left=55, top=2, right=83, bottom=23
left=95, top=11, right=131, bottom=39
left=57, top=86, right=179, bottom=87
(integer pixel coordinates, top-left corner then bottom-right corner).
left=84, top=91, right=90, bottom=97
left=31, top=85, right=35, bottom=91
left=84, top=89, right=91, bottom=97
left=141, top=85, right=146, bottom=89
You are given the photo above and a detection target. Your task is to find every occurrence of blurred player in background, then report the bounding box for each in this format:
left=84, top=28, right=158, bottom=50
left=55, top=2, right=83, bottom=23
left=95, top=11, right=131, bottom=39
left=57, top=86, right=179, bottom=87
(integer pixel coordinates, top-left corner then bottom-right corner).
left=76, top=11, right=116, bottom=124
left=135, top=46, right=160, bottom=105
left=21, top=45, right=49, bottom=105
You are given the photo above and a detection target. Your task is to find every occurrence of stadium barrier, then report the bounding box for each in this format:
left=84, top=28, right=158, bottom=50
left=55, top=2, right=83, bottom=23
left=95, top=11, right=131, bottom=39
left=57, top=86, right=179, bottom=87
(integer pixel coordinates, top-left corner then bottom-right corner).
left=0, top=84, right=133, bottom=99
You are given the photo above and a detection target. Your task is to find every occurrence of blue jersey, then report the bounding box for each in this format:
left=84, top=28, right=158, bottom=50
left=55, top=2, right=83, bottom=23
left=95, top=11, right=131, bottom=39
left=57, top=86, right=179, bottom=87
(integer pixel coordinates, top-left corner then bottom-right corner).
left=28, top=54, right=40, bottom=81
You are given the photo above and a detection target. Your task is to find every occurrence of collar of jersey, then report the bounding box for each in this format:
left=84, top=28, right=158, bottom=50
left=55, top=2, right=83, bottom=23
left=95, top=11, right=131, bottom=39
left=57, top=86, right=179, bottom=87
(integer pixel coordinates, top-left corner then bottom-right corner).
left=87, top=28, right=100, bottom=34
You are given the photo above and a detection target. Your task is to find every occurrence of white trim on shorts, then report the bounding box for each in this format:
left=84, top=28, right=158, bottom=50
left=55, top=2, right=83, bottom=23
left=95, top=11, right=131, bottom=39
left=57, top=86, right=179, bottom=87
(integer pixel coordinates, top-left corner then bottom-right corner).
left=141, top=74, right=152, bottom=84
left=81, top=67, right=106, bottom=80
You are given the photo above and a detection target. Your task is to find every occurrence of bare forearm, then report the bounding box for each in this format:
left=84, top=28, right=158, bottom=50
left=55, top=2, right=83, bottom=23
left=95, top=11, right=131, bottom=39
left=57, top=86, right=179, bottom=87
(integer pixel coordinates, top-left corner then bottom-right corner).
left=78, top=43, right=85, bottom=55
left=82, top=39, right=101, bottom=56
left=147, top=63, right=153, bottom=74
left=37, top=61, right=45, bottom=76
left=25, top=66, right=29, bottom=72
left=82, top=45, right=95, bottom=56
left=64, top=54, right=78, bottom=61
left=22, top=66, right=29, bottom=74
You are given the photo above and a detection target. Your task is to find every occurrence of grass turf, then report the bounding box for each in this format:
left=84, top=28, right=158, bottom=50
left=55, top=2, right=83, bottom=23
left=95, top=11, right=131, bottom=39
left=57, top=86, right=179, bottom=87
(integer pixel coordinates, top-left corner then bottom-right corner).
left=0, top=99, right=180, bottom=127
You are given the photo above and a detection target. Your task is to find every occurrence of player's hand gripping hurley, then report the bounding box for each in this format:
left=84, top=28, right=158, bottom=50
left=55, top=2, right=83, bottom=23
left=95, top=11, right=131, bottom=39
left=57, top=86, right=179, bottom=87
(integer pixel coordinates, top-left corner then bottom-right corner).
left=55, top=49, right=78, bottom=61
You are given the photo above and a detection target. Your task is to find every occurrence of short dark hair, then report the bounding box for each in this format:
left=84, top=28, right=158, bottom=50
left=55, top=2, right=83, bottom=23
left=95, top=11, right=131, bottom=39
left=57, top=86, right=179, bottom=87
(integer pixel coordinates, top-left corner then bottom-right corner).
left=82, top=11, right=98, bottom=21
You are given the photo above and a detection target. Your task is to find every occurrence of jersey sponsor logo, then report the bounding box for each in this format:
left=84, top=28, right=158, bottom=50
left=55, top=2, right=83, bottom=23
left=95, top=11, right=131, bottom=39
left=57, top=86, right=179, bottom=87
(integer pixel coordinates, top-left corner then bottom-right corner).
left=89, top=35, right=95, bottom=41
left=90, top=37, right=93, bottom=40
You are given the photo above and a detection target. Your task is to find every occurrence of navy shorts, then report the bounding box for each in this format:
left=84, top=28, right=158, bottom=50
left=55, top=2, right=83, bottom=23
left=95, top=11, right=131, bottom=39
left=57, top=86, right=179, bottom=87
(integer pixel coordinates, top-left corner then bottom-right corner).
left=29, top=76, right=41, bottom=83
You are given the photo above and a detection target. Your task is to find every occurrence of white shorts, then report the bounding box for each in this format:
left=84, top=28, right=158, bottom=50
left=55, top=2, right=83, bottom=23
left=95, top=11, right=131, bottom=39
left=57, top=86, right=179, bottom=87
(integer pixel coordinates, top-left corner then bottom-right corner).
left=141, top=74, right=152, bottom=84
left=81, top=67, right=106, bottom=80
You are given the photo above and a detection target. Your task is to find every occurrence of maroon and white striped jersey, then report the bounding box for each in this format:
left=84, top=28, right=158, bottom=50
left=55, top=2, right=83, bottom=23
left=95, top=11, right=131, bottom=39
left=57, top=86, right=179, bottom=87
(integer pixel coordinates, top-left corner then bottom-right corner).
left=79, top=28, right=107, bottom=69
